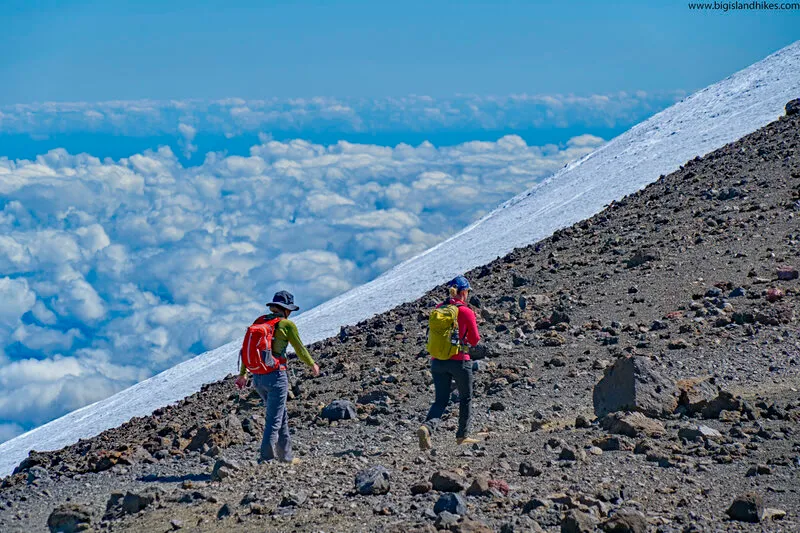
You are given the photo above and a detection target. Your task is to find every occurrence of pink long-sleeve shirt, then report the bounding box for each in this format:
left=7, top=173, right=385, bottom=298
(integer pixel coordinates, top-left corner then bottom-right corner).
left=434, top=298, right=481, bottom=361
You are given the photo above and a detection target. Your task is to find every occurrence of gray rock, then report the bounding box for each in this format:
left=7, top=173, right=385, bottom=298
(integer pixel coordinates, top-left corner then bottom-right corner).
left=678, top=425, right=723, bottom=442
left=122, top=487, right=164, bottom=515
left=211, top=458, right=240, bottom=482
left=601, top=412, right=665, bottom=438
left=559, top=446, right=586, bottom=461
left=435, top=510, right=461, bottom=528
left=355, top=465, right=390, bottom=495
left=434, top=493, right=467, bottom=515
left=321, top=399, right=357, bottom=421
left=726, top=492, right=764, bottom=523
left=519, top=462, right=542, bottom=477
left=593, top=356, right=677, bottom=418
left=561, top=509, right=598, bottom=533
left=280, top=490, right=308, bottom=507
left=786, top=98, right=800, bottom=116
left=47, top=504, right=93, bottom=532
left=216, top=503, right=232, bottom=519
left=26, top=465, right=50, bottom=484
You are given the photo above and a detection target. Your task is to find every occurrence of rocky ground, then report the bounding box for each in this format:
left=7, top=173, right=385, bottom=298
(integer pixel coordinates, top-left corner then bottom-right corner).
left=1, top=105, right=799, bottom=533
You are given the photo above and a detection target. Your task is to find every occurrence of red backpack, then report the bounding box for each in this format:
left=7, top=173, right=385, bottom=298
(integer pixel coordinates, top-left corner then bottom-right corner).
left=240, top=316, right=285, bottom=374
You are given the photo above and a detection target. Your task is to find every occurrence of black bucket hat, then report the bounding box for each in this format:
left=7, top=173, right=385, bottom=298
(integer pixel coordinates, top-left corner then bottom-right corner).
left=266, top=290, right=300, bottom=312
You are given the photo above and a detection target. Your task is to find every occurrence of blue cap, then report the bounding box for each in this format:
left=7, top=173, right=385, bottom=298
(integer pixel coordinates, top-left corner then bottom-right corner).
left=448, top=275, right=471, bottom=291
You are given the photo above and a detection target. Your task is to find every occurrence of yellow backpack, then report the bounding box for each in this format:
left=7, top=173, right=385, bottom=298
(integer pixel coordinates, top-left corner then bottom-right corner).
left=426, top=303, right=465, bottom=360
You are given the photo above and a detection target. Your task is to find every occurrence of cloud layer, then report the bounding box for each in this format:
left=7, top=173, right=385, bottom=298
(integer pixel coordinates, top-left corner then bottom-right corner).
left=0, top=132, right=606, bottom=438
left=0, top=93, right=683, bottom=138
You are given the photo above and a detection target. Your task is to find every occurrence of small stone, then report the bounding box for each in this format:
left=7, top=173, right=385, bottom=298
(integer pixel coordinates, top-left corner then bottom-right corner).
left=355, top=465, right=391, bottom=495
left=120, top=488, right=164, bottom=515
left=456, top=519, right=493, bottom=533
left=211, top=458, right=240, bottom=482
left=602, top=508, right=648, bottom=533
left=466, top=475, right=491, bottom=497
left=745, top=464, right=772, bottom=477
left=726, top=492, right=764, bottom=523
left=601, top=412, right=665, bottom=438
left=216, top=503, right=232, bottom=520
left=667, top=339, right=690, bottom=350
left=411, top=481, right=433, bottom=495
left=279, top=490, right=308, bottom=507
left=47, top=504, right=92, bottom=533
left=593, top=436, right=631, bottom=451
left=561, top=509, right=598, bottom=533
left=170, top=519, right=184, bottom=530
left=762, top=508, right=787, bottom=521
left=488, top=479, right=510, bottom=496
left=26, top=466, right=50, bottom=484
left=321, top=399, right=357, bottom=421
left=519, top=462, right=542, bottom=477
left=575, top=415, right=591, bottom=428
left=777, top=266, right=798, bottom=280
left=678, top=425, right=724, bottom=442
left=786, top=98, right=800, bottom=116
left=431, top=470, right=467, bottom=492
left=765, top=288, right=784, bottom=302
left=559, top=446, right=586, bottom=461
left=435, top=511, right=460, bottom=529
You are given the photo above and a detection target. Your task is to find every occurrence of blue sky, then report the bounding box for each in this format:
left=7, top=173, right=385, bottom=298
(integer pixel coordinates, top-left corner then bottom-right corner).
left=0, top=1, right=797, bottom=442
left=1, top=1, right=797, bottom=104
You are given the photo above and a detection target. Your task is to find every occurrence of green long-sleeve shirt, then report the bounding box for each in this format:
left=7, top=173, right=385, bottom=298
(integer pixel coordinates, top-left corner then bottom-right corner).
left=239, top=314, right=315, bottom=376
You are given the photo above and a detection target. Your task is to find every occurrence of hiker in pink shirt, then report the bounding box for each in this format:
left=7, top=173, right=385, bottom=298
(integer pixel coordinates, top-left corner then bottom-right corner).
left=418, top=275, right=481, bottom=450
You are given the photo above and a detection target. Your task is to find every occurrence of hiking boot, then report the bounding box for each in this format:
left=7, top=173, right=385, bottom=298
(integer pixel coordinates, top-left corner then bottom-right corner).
left=417, top=425, right=432, bottom=451
left=456, top=436, right=480, bottom=445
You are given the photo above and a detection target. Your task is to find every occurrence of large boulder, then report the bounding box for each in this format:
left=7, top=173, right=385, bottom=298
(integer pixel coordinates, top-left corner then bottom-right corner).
left=786, top=98, right=800, bottom=116
left=593, top=356, right=677, bottom=418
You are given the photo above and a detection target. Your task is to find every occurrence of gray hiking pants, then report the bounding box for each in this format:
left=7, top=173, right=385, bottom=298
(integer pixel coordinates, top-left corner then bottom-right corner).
left=252, top=370, right=293, bottom=462
left=424, top=358, right=474, bottom=439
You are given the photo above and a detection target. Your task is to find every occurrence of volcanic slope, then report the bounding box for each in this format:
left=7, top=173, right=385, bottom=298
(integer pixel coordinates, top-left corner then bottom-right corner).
left=1, top=43, right=798, bottom=478
left=2, top=106, right=800, bottom=532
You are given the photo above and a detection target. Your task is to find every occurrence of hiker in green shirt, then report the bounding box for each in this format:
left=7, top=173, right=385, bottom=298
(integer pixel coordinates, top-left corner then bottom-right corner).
left=236, top=291, right=319, bottom=464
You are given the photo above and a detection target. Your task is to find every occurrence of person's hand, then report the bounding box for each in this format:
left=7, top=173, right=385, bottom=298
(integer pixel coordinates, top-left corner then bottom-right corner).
left=311, top=363, right=320, bottom=377
left=235, top=375, right=248, bottom=390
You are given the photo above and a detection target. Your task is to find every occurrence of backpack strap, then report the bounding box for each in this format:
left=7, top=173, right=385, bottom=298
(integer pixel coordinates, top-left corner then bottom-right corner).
left=447, top=300, right=468, bottom=346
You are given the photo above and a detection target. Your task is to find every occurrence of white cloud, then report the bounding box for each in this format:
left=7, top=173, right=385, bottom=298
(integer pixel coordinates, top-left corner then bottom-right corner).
left=0, top=277, right=36, bottom=329
left=0, top=129, right=606, bottom=441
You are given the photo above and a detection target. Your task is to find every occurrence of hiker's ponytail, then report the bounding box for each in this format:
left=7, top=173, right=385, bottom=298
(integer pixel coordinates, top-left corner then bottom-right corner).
left=449, top=287, right=459, bottom=298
